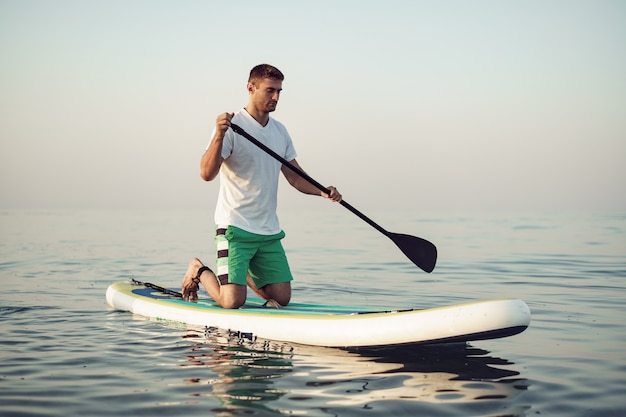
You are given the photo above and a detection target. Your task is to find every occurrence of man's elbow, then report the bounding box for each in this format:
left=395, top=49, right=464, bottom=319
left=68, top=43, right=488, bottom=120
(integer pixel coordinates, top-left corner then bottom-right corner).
left=200, top=155, right=223, bottom=182
left=200, top=169, right=216, bottom=182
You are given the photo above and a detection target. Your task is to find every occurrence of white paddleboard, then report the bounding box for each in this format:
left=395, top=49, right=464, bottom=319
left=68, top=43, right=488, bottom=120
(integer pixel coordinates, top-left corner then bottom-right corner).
left=106, top=281, right=530, bottom=348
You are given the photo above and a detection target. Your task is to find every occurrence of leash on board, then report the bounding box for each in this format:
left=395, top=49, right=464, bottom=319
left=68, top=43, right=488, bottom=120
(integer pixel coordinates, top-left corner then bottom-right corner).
left=130, top=278, right=183, bottom=298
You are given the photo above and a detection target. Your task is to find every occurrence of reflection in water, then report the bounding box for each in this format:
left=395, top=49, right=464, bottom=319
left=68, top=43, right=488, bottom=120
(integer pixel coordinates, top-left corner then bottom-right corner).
left=177, top=326, right=529, bottom=416
left=179, top=327, right=295, bottom=416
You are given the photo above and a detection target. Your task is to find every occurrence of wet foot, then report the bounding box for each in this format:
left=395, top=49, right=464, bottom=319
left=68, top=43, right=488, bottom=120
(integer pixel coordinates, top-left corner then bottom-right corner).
left=262, top=299, right=283, bottom=309
left=181, top=258, right=205, bottom=301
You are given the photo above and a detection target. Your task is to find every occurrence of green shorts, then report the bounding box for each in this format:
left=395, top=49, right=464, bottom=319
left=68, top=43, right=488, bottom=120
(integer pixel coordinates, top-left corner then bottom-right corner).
left=214, top=225, right=293, bottom=288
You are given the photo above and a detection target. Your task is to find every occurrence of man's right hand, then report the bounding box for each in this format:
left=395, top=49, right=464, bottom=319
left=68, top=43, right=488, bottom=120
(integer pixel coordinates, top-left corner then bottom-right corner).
left=215, top=112, right=234, bottom=139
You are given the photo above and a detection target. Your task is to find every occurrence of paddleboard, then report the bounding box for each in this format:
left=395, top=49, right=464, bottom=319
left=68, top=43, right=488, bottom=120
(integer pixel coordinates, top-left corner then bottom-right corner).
left=106, top=281, right=530, bottom=348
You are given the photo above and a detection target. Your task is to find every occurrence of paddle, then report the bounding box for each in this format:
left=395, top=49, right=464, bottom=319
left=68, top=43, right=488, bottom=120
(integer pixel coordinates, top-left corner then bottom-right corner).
left=230, top=123, right=438, bottom=273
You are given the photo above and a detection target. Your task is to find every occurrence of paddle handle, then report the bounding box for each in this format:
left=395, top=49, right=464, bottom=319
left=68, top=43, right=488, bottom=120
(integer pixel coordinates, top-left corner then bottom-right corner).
left=230, top=123, right=389, bottom=237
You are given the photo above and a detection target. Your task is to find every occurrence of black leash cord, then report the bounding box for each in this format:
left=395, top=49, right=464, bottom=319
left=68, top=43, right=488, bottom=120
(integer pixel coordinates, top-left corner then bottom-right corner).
left=130, top=278, right=183, bottom=298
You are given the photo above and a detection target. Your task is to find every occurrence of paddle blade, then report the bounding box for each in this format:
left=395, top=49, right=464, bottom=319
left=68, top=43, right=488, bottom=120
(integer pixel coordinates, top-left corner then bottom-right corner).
left=387, top=232, right=438, bottom=273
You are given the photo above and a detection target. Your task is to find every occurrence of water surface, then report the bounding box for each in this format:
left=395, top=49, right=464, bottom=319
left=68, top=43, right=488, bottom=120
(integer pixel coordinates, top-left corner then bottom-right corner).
left=1, top=208, right=624, bottom=416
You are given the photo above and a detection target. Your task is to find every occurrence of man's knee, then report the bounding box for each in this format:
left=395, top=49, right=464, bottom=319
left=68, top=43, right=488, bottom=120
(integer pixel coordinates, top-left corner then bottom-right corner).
left=220, top=284, right=246, bottom=309
left=221, top=299, right=245, bottom=309
left=265, top=282, right=291, bottom=306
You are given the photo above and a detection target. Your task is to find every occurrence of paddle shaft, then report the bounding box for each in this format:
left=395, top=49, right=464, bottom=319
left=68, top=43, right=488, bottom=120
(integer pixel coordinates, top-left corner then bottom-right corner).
left=229, top=123, right=437, bottom=273
left=231, top=124, right=402, bottom=239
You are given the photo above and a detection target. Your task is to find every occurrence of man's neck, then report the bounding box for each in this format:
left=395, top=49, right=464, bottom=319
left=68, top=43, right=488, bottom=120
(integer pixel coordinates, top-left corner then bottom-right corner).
left=244, top=106, right=270, bottom=127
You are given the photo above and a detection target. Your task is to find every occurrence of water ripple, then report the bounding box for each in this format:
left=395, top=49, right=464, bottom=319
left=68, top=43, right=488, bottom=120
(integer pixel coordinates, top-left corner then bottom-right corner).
left=1, top=209, right=625, bottom=416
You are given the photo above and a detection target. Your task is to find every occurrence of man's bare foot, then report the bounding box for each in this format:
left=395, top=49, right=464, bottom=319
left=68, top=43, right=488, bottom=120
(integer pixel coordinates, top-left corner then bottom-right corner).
left=262, top=299, right=283, bottom=309
left=181, top=258, right=205, bottom=301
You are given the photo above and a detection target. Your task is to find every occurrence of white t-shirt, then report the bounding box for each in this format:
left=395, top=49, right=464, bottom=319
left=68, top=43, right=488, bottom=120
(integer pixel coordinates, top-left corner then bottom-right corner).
left=211, top=109, right=297, bottom=235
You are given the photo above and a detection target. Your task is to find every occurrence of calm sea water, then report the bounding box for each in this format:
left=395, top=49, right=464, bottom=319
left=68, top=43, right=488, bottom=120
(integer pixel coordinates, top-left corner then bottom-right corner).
left=1, top=208, right=624, bottom=416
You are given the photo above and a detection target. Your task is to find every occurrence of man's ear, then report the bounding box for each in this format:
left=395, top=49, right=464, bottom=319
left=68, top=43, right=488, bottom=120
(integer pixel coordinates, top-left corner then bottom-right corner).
left=247, top=82, right=255, bottom=94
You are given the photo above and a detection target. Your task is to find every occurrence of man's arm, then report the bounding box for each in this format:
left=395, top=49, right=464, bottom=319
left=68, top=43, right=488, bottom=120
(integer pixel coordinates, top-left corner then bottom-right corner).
left=201, top=112, right=233, bottom=181
left=281, top=159, right=342, bottom=202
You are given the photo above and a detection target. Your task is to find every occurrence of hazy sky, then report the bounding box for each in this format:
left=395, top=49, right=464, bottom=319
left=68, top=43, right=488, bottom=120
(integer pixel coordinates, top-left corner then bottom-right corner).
left=1, top=0, right=624, bottom=212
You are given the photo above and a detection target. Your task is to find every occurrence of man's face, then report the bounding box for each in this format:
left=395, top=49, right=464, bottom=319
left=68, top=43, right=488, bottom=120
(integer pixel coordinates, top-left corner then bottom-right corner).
left=249, top=78, right=282, bottom=113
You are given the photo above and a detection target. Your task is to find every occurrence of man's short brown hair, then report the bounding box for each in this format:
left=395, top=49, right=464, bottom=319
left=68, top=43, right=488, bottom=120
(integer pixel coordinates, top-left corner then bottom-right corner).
left=248, top=64, right=284, bottom=85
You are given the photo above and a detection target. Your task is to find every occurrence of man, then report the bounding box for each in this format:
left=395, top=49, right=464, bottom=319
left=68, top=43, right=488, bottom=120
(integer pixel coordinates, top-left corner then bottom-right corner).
left=181, top=64, right=342, bottom=309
